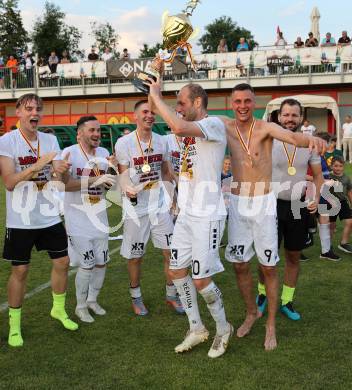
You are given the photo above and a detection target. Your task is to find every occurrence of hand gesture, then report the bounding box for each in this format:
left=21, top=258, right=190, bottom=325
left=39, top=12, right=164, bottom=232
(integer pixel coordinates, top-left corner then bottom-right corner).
left=53, top=152, right=71, bottom=175
left=32, top=152, right=57, bottom=173
left=308, top=136, right=327, bottom=156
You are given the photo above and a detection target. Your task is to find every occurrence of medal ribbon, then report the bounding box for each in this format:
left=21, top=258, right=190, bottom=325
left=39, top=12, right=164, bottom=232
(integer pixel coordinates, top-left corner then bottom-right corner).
left=19, top=128, right=40, bottom=159
left=78, top=142, right=100, bottom=177
left=282, top=142, right=297, bottom=169
left=234, top=120, right=256, bottom=164
left=135, top=131, right=153, bottom=167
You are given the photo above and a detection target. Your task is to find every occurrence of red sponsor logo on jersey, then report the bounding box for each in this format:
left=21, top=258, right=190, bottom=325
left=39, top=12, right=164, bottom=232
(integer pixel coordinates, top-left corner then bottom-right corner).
left=76, top=168, right=106, bottom=177
left=171, top=151, right=180, bottom=158
left=133, top=154, right=163, bottom=166
left=183, top=137, right=195, bottom=146
left=18, top=156, right=38, bottom=165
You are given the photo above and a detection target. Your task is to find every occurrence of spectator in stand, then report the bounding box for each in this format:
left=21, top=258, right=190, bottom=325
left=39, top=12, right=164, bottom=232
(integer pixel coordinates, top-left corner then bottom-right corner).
left=120, top=48, right=130, bottom=59
left=301, top=119, right=316, bottom=136
left=275, top=32, right=287, bottom=49
left=48, top=51, right=59, bottom=73
left=321, top=32, right=336, bottom=47
left=236, top=56, right=245, bottom=77
left=217, top=38, right=228, bottom=53
left=6, top=55, right=18, bottom=88
left=60, top=50, right=70, bottom=64
left=88, top=47, right=99, bottom=62
left=37, top=56, right=47, bottom=67
left=338, top=31, right=351, bottom=46
left=24, top=52, right=34, bottom=88
left=342, top=115, right=352, bottom=163
left=0, top=54, right=4, bottom=89
left=236, top=37, right=249, bottom=52
left=294, top=36, right=305, bottom=48
left=305, top=32, right=319, bottom=47
left=101, top=47, right=113, bottom=61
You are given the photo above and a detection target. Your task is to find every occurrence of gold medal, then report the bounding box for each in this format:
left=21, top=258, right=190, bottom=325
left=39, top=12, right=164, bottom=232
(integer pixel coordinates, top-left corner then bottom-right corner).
left=141, top=163, right=151, bottom=174
left=135, top=131, right=153, bottom=174
left=79, top=143, right=100, bottom=177
left=282, top=143, right=297, bottom=177
left=287, top=166, right=297, bottom=176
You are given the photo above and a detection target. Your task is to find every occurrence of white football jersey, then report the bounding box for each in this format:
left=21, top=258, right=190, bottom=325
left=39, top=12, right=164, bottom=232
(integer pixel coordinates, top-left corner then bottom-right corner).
left=177, top=116, right=227, bottom=219
left=63, top=144, right=110, bottom=239
left=0, top=129, right=62, bottom=229
left=115, top=130, right=168, bottom=218
left=166, top=133, right=181, bottom=175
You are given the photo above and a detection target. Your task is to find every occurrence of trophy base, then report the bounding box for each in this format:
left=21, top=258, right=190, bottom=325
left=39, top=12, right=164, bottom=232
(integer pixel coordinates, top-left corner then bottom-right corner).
left=132, top=72, right=157, bottom=94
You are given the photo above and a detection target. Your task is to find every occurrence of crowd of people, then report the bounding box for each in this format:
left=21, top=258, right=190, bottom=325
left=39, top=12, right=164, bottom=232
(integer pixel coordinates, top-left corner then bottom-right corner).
left=0, top=47, right=131, bottom=89
left=0, top=84, right=350, bottom=359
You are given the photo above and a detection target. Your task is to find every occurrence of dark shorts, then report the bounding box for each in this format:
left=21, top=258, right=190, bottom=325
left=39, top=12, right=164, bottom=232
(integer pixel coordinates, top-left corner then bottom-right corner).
left=277, top=199, right=309, bottom=251
left=3, top=223, right=68, bottom=266
left=329, top=200, right=352, bottom=222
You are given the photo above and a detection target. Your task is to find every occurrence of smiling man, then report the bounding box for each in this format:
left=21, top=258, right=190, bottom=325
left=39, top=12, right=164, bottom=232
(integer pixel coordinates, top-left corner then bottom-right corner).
left=222, top=84, right=325, bottom=350
left=62, top=116, right=117, bottom=323
left=115, top=100, right=182, bottom=316
left=0, top=93, right=78, bottom=347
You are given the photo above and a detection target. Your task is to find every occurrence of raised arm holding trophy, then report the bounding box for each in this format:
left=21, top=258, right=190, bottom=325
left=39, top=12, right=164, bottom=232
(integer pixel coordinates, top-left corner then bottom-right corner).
left=132, top=0, right=200, bottom=93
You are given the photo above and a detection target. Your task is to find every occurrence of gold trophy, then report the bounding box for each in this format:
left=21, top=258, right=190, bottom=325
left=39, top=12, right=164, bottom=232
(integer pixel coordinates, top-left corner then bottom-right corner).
left=132, top=0, right=200, bottom=94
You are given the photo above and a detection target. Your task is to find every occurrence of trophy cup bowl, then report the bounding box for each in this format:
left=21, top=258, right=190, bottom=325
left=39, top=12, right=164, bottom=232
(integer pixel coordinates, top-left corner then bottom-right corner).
left=132, top=2, right=199, bottom=94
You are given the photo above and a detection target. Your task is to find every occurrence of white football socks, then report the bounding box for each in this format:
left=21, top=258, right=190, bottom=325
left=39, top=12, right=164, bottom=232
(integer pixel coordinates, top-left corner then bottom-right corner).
left=199, top=282, right=229, bottom=336
left=173, top=275, right=204, bottom=331
left=87, top=266, right=106, bottom=303
left=75, top=268, right=93, bottom=309
left=318, top=223, right=331, bottom=254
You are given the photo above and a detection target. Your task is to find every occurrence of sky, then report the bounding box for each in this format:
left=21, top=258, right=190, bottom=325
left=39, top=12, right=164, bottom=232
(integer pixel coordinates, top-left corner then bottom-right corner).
left=19, top=0, right=352, bottom=56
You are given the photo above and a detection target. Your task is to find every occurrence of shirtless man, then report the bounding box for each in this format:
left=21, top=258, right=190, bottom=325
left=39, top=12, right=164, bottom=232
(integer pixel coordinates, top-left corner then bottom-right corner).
left=223, top=83, right=325, bottom=350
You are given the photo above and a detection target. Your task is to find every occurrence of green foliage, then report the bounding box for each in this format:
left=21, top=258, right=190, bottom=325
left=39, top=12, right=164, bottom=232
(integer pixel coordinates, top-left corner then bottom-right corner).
left=0, top=0, right=29, bottom=59
left=198, top=16, right=257, bottom=53
left=31, top=1, right=82, bottom=58
left=139, top=43, right=163, bottom=59
left=90, top=21, right=120, bottom=59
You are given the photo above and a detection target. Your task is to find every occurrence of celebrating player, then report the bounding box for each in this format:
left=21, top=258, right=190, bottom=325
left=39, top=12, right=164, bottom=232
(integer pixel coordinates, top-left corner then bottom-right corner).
left=63, top=116, right=117, bottom=323
left=256, top=99, right=328, bottom=323
left=148, top=80, right=233, bottom=359
left=223, top=84, right=325, bottom=350
left=115, top=100, right=183, bottom=316
left=0, top=93, right=78, bottom=347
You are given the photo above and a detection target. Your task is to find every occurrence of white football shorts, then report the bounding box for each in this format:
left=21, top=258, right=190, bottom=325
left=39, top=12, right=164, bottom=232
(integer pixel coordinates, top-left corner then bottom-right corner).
left=120, top=211, right=174, bottom=259
left=169, top=214, right=225, bottom=279
left=225, top=192, right=279, bottom=267
left=68, top=235, right=109, bottom=268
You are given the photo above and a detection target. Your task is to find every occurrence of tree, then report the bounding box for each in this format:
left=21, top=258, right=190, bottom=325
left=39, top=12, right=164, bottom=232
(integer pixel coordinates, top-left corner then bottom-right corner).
left=198, top=16, right=257, bottom=53
left=90, top=21, right=120, bottom=58
left=139, top=43, right=163, bottom=59
left=31, top=1, right=82, bottom=58
left=0, top=0, right=29, bottom=58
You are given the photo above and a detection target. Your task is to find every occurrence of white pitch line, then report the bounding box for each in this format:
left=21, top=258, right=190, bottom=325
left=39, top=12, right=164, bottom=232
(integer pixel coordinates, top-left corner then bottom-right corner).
left=0, top=244, right=121, bottom=313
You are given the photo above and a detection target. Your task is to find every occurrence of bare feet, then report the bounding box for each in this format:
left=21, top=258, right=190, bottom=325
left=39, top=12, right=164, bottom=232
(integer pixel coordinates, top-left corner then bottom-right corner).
left=264, top=325, right=277, bottom=351
left=237, top=312, right=259, bottom=337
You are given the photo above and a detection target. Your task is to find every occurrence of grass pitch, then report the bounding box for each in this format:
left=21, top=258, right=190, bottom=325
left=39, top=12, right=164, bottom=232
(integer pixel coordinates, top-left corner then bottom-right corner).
left=0, top=165, right=351, bottom=390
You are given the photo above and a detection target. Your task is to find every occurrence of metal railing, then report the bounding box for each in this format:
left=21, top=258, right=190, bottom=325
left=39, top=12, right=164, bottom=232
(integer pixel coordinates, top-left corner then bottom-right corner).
left=1, top=58, right=352, bottom=93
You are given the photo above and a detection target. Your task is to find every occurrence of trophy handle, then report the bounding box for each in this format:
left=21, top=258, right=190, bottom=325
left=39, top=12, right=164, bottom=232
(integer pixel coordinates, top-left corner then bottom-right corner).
left=183, top=42, right=197, bottom=71
left=162, top=49, right=177, bottom=64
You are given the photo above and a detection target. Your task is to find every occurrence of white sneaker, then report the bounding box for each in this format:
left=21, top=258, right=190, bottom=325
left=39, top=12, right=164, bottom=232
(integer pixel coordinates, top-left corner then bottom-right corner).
left=208, top=323, right=234, bottom=358
left=87, top=302, right=106, bottom=316
left=175, top=327, right=209, bottom=353
left=75, top=307, right=95, bottom=323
